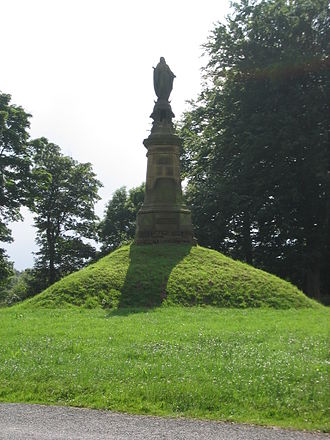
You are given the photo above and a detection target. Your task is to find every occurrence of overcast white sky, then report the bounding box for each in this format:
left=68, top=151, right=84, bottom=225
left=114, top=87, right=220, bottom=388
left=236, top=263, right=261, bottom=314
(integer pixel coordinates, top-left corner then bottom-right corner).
left=1, top=0, right=230, bottom=270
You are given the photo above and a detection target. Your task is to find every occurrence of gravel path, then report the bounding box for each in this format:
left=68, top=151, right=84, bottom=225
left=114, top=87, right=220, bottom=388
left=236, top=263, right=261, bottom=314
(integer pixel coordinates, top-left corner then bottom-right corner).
left=0, top=403, right=328, bottom=440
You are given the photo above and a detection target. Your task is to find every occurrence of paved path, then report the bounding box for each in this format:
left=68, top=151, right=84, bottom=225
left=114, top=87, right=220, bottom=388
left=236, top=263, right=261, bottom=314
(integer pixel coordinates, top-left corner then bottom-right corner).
left=0, top=404, right=328, bottom=440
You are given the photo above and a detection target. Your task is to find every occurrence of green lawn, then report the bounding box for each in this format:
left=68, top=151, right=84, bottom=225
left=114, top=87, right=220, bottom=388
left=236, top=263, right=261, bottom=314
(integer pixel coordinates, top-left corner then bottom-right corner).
left=0, top=306, right=328, bottom=431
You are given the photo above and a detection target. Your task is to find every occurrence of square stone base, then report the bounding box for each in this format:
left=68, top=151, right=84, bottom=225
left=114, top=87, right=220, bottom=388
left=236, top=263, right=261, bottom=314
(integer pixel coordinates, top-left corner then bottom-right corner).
left=135, top=209, right=194, bottom=244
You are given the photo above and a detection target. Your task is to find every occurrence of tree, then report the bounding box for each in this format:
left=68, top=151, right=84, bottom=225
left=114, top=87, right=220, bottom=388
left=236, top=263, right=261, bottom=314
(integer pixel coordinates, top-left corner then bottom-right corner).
left=180, top=0, right=329, bottom=300
left=0, top=92, right=31, bottom=285
left=29, top=138, right=102, bottom=287
left=98, top=183, right=145, bottom=254
left=0, top=268, right=36, bottom=306
left=0, top=249, right=13, bottom=293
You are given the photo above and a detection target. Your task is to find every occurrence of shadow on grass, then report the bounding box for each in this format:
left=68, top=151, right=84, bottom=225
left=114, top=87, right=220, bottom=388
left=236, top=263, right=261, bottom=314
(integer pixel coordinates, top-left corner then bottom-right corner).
left=105, top=307, right=153, bottom=318
left=118, top=243, right=192, bottom=309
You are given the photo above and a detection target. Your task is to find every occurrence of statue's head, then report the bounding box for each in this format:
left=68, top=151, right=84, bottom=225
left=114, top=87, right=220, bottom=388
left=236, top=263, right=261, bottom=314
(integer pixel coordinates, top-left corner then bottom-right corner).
left=160, top=57, right=166, bottom=63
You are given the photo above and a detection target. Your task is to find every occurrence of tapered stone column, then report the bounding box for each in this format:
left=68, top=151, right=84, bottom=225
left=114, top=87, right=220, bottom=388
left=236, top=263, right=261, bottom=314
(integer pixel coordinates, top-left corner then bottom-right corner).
left=135, top=58, right=193, bottom=244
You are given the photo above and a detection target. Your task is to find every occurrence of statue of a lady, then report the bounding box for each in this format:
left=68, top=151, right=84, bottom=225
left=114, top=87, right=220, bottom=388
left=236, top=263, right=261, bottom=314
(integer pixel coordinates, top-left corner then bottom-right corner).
left=153, top=57, right=176, bottom=101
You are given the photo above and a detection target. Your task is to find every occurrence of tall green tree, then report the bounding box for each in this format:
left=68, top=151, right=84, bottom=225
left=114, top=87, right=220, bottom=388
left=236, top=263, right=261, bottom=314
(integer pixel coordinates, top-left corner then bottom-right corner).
left=0, top=92, right=31, bottom=284
left=98, top=183, right=145, bottom=254
left=180, top=0, right=329, bottom=300
left=29, top=138, right=102, bottom=287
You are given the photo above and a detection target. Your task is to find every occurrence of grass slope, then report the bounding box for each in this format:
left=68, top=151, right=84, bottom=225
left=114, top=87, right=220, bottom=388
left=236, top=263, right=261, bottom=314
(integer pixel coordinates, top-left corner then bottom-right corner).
left=22, top=244, right=318, bottom=309
left=0, top=307, right=328, bottom=431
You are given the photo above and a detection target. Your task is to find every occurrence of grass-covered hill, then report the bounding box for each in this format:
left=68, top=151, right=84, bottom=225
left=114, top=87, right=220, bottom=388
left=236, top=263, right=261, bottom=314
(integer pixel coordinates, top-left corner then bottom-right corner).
left=21, top=244, right=318, bottom=309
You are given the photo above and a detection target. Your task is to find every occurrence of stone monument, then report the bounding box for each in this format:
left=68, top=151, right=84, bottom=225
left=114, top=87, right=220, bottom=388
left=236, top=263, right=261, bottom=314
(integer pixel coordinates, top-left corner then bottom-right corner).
left=135, top=57, right=194, bottom=244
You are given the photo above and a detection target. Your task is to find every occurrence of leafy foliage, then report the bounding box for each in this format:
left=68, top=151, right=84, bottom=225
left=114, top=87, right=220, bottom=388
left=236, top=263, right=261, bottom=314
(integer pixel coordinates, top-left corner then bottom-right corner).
left=0, top=92, right=31, bottom=284
left=0, top=268, right=37, bottom=306
left=21, top=244, right=319, bottom=309
left=0, top=250, right=13, bottom=293
left=180, top=0, right=330, bottom=301
left=98, top=184, right=145, bottom=254
left=29, top=138, right=102, bottom=287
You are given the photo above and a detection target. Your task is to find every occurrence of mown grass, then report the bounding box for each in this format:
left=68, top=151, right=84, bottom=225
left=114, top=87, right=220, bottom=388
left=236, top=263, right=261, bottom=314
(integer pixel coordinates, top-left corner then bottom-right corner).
left=0, top=307, right=328, bottom=431
left=21, top=244, right=318, bottom=309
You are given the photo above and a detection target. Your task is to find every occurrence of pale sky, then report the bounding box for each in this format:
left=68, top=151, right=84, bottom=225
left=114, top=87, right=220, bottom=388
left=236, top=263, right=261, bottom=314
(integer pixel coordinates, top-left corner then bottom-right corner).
left=1, top=0, right=230, bottom=270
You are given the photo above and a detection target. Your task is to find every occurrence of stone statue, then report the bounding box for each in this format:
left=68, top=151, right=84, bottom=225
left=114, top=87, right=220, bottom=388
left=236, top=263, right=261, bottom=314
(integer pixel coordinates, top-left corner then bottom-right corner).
left=150, top=57, right=176, bottom=132
left=153, top=57, right=176, bottom=101
left=135, top=58, right=194, bottom=245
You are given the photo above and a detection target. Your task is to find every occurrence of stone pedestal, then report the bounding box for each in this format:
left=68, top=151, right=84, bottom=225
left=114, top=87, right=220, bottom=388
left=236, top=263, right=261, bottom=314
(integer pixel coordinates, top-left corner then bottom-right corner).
left=135, top=58, right=194, bottom=244
left=135, top=132, right=194, bottom=244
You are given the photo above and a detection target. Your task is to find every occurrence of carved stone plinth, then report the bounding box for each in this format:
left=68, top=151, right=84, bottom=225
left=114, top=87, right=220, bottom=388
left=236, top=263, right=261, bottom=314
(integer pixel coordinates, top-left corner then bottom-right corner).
left=135, top=133, right=194, bottom=244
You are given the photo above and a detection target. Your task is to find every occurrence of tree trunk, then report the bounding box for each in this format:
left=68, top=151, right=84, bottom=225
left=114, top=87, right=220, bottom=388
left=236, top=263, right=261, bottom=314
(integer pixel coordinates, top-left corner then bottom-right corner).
left=49, top=247, right=56, bottom=286
left=47, top=223, right=56, bottom=286
left=305, top=262, right=321, bottom=300
left=242, top=212, right=253, bottom=265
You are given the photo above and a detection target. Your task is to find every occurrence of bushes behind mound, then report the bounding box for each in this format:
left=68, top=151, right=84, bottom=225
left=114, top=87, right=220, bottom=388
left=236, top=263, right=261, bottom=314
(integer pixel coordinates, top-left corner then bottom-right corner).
left=20, top=244, right=319, bottom=309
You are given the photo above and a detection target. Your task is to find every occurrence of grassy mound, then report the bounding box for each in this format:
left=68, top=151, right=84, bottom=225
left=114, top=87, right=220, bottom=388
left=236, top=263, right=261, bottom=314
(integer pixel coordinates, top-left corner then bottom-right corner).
left=21, top=244, right=318, bottom=309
